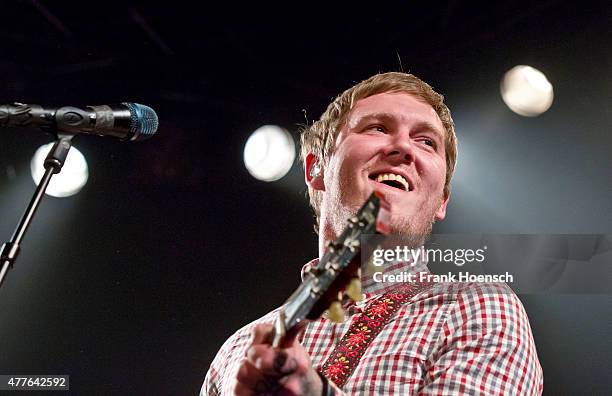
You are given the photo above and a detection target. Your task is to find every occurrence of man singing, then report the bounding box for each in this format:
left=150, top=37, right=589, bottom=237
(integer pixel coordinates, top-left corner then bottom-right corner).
left=202, top=72, right=543, bottom=395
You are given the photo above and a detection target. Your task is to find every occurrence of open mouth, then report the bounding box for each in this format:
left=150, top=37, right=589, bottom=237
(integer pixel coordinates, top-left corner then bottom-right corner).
left=369, top=172, right=411, bottom=192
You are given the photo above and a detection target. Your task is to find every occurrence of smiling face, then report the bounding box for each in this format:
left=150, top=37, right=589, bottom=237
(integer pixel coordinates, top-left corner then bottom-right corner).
left=309, top=92, right=449, bottom=245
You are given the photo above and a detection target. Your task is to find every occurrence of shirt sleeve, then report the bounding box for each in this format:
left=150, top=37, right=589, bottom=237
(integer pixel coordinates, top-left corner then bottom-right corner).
left=200, top=309, right=281, bottom=396
left=420, top=284, right=543, bottom=395
left=200, top=324, right=249, bottom=396
left=201, top=343, right=225, bottom=396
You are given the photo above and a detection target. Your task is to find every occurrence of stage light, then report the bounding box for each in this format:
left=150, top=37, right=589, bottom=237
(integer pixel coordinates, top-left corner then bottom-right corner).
left=243, top=125, right=295, bottom=182
left=30, top=143, right=89, bottom=197
left=501, top=65, right=554, bottom=117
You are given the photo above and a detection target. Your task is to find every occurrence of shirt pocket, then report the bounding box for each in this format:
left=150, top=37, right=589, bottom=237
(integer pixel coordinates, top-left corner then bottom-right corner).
left=346, top=351, right=425, bottom=395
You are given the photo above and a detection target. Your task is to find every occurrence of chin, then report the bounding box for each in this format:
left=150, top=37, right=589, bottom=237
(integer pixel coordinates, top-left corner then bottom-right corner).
left=387, top=212, right=434, bottom=242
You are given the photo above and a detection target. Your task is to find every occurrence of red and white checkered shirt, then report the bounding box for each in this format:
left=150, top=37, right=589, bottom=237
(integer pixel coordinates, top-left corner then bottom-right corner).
left=202, top=259, right=543, bottom=395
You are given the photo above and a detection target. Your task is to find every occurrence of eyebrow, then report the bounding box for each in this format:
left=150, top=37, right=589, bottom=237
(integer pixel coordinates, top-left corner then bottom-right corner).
left=353, top=112, right=445, bottom=139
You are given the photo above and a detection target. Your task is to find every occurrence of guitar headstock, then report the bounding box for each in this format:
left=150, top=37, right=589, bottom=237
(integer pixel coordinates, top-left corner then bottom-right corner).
left=273, top=192, right=390, bottom=346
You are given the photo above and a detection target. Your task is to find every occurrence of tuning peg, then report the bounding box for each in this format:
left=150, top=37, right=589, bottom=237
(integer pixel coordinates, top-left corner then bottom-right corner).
left=328, top=301, right=345, bottom=323
left=346, top=277, right=363, bottom=302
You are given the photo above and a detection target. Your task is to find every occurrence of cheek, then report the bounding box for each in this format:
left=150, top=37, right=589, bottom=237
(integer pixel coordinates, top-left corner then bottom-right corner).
left=325, top=147, right=366, bottom=198
left=329, top=143, right=363, bottom=176
left=419, top=156, right=447, bottom=188
left=328, top=155, right=357, bottom=191
left=328, top=135, right=381, bottom=187
left=323, top=155, right=348, bottom=194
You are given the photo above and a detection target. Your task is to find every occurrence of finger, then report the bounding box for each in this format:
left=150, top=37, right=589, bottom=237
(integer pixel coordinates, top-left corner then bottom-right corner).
left=247, top=345, right=301, bottom=376
left=234, top=381, right=253, bottom=396
left=246, top=344, right=275, bottom=372
left=250, top=324, right=275, bottom=345
left=235, top=359, right=269, bottom=391
left=236, top=360, right=284, bottom=395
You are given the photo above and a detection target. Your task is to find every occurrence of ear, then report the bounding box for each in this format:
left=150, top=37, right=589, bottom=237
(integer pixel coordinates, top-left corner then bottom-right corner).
left=305, top=153, right=325, bottom=191
left=434, top=191, right=450, bottom=221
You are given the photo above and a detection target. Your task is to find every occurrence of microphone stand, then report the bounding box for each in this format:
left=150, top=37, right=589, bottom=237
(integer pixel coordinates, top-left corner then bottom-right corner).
left=0, top=134, right=74, bottom=288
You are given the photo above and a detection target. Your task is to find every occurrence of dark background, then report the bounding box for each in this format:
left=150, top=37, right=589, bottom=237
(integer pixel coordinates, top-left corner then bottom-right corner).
left=0, top=1, right=610, bottom=394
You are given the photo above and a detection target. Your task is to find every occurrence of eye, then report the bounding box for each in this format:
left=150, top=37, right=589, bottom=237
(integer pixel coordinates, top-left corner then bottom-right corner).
left=419, top=138, right=435, bottom=148
left=366, top=124, right=386, bottom=133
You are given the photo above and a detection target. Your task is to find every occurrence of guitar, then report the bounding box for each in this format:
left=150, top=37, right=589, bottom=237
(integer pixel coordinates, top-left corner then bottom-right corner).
left=272, top=192, right=390, bottom=347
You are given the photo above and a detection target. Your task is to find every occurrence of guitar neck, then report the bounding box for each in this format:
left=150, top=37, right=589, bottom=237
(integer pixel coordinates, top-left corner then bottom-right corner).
left=272, top=192, right=389, bottom=347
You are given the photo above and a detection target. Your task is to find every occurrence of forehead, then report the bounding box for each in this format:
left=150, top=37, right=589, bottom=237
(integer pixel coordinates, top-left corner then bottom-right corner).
left=347, top=92, right=444, bottom=132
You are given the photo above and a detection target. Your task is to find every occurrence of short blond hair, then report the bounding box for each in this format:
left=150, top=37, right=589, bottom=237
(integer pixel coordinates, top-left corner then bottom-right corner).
left=300, top=72, right=457, bottom=221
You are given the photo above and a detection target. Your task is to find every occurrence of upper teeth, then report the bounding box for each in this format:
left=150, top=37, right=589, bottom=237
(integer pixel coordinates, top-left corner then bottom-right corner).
left=375, top=173, right=410, bottom=191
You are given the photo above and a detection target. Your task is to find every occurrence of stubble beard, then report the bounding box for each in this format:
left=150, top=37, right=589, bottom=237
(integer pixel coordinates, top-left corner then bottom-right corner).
left=388, top=203, right=436, bottom=249
left=324, top=185, right=441, bottom=250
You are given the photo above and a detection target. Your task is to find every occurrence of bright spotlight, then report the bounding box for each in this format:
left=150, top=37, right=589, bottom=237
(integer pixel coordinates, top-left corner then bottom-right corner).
left=243, top=125, right=295, bottom=182
left=30, top=143, right=89, bottom=197
left=501, top=65, right=554, bottom=117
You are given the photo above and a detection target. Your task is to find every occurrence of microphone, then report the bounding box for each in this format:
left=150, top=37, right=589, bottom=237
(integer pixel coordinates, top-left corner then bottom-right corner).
left=0, top=102, right=158, bottom=141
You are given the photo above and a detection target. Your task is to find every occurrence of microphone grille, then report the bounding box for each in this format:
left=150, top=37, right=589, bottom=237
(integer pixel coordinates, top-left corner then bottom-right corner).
left=123, top=102, right=159, bottom=141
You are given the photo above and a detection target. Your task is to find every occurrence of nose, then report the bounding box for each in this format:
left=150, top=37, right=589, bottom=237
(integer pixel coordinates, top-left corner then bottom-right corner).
left=385, top=132, right=415, bottom=164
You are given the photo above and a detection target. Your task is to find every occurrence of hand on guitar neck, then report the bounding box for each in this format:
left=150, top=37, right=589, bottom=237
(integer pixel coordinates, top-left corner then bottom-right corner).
left=236, top=323, right=324, bottom=395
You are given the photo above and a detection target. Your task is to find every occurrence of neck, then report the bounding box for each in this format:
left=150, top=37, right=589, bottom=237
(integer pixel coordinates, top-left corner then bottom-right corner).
left=317, top=200, right=353, bottom=257
left=317, top=220, right=335, bottom=258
